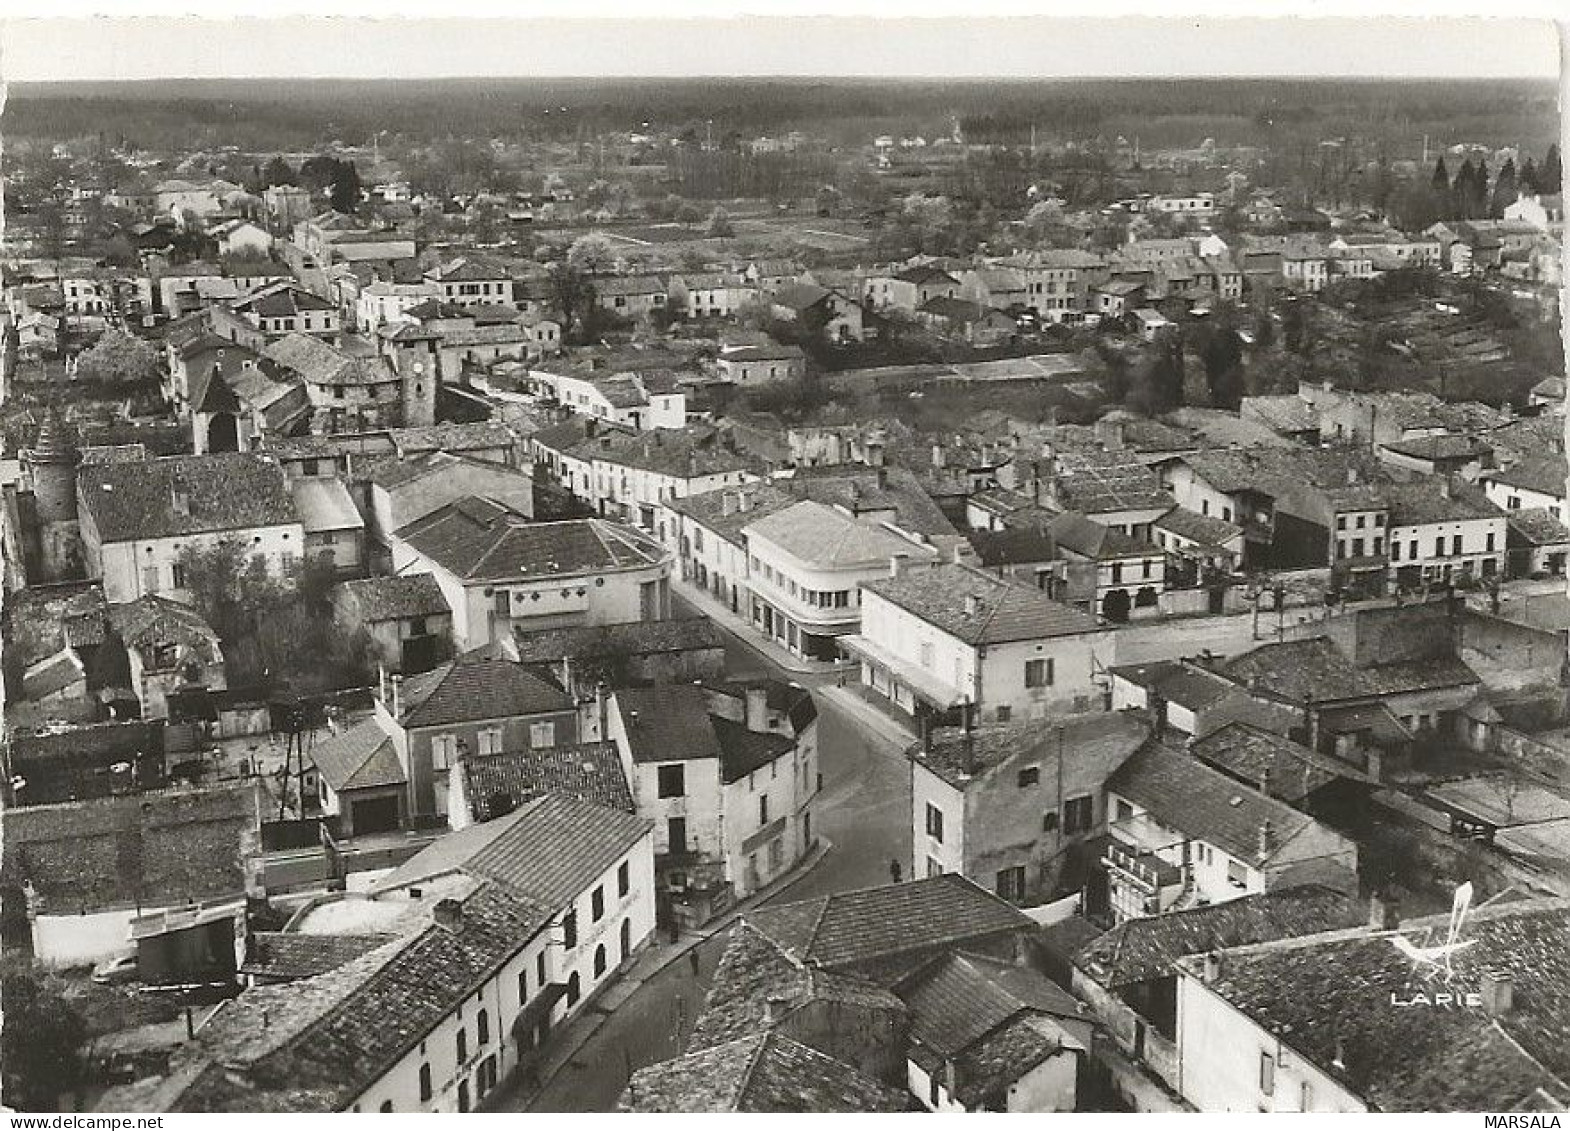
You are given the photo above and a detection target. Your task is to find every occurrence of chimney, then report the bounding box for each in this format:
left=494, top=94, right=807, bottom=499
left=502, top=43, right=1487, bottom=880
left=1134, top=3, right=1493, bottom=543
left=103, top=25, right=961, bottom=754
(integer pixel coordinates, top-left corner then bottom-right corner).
left=1202, top=952, right=1223, bottom=982
left=965, top=593, right=982, bottom=617
left=889, top=553, right=909, bottom=579
left=875, top=466, right=888, bottom=489
left=764, top=995, right=792, bottom=1023
left=390, top=674, right=403, bottom=720
left=1480, top=969, right=1514, bottom=1016
left=1439, top=476, right=1453, bottom=499
left=586, top=417, right=599, bottom=439
left=943, top=1057, right=960, bottom=1098
left=1369, top=892, right=1400, bottom=931
left=433, top=898, right=463, bottom=932
left=744, top=686, right=769, bottom=733
left=721, top=490, right=737, bottom=517
left=1097, top=417, right=1126, bottom=451
left=1257, top=819, right=1274, bottom=858
left=931, top=443, right=946, bottom=470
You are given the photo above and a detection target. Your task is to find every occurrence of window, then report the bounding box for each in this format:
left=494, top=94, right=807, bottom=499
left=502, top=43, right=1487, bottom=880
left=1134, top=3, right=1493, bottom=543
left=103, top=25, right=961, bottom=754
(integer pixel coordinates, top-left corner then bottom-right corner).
left=1111, top=563, right=1123, bottom=584
left=380, top=1100, right=394, bottom=1113
left=1355, top=514, right=1366, bottom=529
left=1017, top=767, right=1040, bottom=788
left=1486, top=531, right=1496, bottom=552
left=656, top=763, right=688, bottom=798
left=566, top=972, right=581, bottom=1006
left=617, top=861, right=630, bottom=897
left=667, top=817, right=687, bottom=854
left=1228, top=858, right=1249, bottom=888
left=996, top=865, right=1026, bottom=903
left=919, top=640, right=935, bottom=668
left=925, top=803, right=944, bottom=843
left=1373, top=513, right=1385, bottom=527
left=1063, top=795, right=1093, bottom=834
left=477, top=727, right=502, bottom=756
left=537, top=952, right=547, bottom=987
left=1300, top=1082, right=1313, bottom=1112
left=562, top=909, right=577, bottom=950
left=927, top=856, right=943, bottom=878
left=1508, top=496, right=1522, bottom=510
left=594, top=944, right=607, bottom=978
left=996, top=705, right=1012, bottom=723
left=1351, top=538, right=1364, bottom=557
left=456, top=1027, right=467, bottom=1064
left=170, top=562, right=188, bottom=590
left=1435, top=537, right=1445, bottom=558
left=1452, top=534, right=1463, bottom=556
left=477, top=1009, right=490, bottom=1045
left=1373, top=537, right=1383, bottom=556
left=1025, top=658, right=1054, bottom=688
left=1336, top=516, right=1346, bottom=530
left=1042, top=810, right=1059, bottom=833
left=1410, top=540, right=1418, bottom=560
left=930, top=1072, right=941, bottom=1107
left=418, top=1062, right=432, bottom=1101
left=431, top=734, right=456, bottom=771
left=458, top=1081, right=470, bottom=1113
left=517, top=969, right=528, bottom=1006
left=494, top=589, right=512, bottom=616
left=1392, top=540, right=1401, bottom=562
left=1259, top=1051, right=1275, bottom=1095
left=758, top=794, right=770, bottom=826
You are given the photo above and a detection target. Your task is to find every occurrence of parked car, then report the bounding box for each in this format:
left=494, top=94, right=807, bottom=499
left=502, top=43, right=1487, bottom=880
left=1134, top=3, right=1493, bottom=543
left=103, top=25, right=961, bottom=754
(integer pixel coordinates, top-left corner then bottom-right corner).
left=91, top=952, right=138, bottom=986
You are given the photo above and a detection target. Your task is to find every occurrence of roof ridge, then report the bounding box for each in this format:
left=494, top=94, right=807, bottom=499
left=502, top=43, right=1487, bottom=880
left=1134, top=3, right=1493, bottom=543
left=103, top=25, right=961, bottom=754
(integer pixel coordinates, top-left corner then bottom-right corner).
left=734, top=1030, right=777, bottom=1110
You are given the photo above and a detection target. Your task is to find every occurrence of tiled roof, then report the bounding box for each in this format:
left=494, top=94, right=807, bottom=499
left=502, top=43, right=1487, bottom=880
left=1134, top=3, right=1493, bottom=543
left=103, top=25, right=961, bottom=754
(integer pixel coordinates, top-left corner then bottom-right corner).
left=1075, top=884, right=1362, bottom=988
left=1485, top=456, right=1568, bottom=499
left=593, top=274, right=666, bottom=296
left=78, top=453, right=299, bottom=542
left=745, top=873, right=1033, bottom=979
left=1383, top=479, right=1503, bottom=526
left=1051, top=448, right=1174, bottom=513
left=458, top=742, right=634, bottom=819
left=396, top=505, right=665, bottom=583
left=21, top=648, right=85, bottom=700
left=1189, top=899, right=1570, bottom=1111
left=240, top=932, right=394, bottom=982
left=896, top=949, right=1086, bottom=1058
left=1047, top=511, right=1155, bottom=560
left=1107, top=740, right=1320, bottom=865
left=375, top=793, right=651, bottom=908
left=613, top=684, right=724, bottom=763
left=1508, top=507, right=1570, bottom=546
left=571, top=426, right=757, bottom=479
left=290, top=478, right=363, bottom=534
left=1222, top=637, right=1478, bottom=704
left=108, top=594, right=220, bottom=653
left=309, top=718, right=406, bottom=792
left=746, top=500, right=936, bottom=569
left=712, top=716, right=795, bottom=784
left=1190, top=722, right=1372, bottom=802
left=910, top=711, right=1148, bottom=792
left=426, top=255, right=507, bottom=282
left=950, top=1014, right=1075, bottom=1107
left=687, top=922, right=906, bottom=1053
left=787, top=464, right=959, bottom=539
left=1155, top=505, right=1244, bottom=547
left=623, top=1031, right=911, bottom=1113
left=398, top=653, right=573, bottom=729
left=510, top=616, right=722, bottom=665
left=1, top=783, right=260, bottom=913
left=335, top=574, right=451, bottom=623
left=864, top=561, right=1100, bottom=645
left=968, top=527, right=1059, bottom=568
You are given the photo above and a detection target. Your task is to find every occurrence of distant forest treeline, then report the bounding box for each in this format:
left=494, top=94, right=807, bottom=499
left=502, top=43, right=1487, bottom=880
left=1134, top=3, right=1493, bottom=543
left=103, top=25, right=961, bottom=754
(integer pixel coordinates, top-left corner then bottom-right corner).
left=5, top=77, right=1559, bottom=156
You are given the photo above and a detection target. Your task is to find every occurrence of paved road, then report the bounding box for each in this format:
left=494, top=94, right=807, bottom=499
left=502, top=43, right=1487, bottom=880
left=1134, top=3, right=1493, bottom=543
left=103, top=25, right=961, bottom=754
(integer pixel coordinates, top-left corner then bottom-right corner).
left=498, top=614, right=912, bottom=1112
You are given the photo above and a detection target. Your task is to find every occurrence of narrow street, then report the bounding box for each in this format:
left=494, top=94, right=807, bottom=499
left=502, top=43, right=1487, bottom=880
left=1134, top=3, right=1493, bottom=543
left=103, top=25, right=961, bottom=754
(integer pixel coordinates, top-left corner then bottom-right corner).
left=495, top=611, right=914, bottom=1112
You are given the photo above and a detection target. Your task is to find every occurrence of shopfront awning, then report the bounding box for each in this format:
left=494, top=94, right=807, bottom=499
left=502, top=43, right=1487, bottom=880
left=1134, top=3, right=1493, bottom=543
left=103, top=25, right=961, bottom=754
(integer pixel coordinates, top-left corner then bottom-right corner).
left=839, top=634, right=965, bottom=710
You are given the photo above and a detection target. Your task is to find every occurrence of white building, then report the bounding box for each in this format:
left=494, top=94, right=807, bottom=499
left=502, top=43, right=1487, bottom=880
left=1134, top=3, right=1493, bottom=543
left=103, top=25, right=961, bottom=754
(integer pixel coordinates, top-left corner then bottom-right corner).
left=531, top=367, right=688, bottom=432
left=356, top=280, right=441, bottom=333
left=1384, top=479, right=1507, bottom=588
left=743, top=499, right=940, bottom=662
left=846, top=560, right=1114, bottom=728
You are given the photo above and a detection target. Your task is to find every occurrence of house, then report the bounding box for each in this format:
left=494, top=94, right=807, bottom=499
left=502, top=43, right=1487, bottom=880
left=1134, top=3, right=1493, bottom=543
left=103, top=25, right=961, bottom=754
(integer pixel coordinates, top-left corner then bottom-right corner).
left=714, top=334, right=808, bottom=386
left=306, top=717, right=411, bottom=837
left=332, top=574, right=455, bottom=675
left=958, top=267, right=1030, bottom=313
left=1479, top=455, right=1565, bottom=523
left=388, top=501, right=672, bottom=651
left=865, top=264, right=962, bottom=313
left=106, top=595, right=225, bottom=720
left=592, top=275, right=668, bottom=321
left=372, top=653, right=582, bottom=824
left=743, top=499, right=939, bottom=662
left=1068, top=885, right=1362, bottom=1101
left=1107, top=658, right=1301, bottom=744
left=423, top=256, right=514, bottom=309
left=109, top=793, right=654, bottom=1113
left=1103, top=741, right=1359, bottom=922
left=909, top=712, right=1149, bottom=903
left=0, top=782, right=261, bottom=968
left=1527, top=375, right=1565, bottom=414
left=291, top=477, right=365, bottom=577
left=356, top=279, right=442, bottom=333
left=915, top=297, right=1017, bottom=346
left=232, top=281, right=341, bottom=338
left=1046, top=512, right=1167, bottom=624
left=505, top=617, right=727, bottom=698
left=364, top=451, right=535, bottom=557
left=1505, top=508, right=1570, bottom=579
left=1503, top=191, right=1564, bottom=230
left=212, top=218, right=273, bottom=259
left=667, top=272, right=757, bottom=320
left=1173, top=898, right=1570, bottom=1111
left=76, top=453, right=305, bottom=604
left=769, top=282, right=867, bottom=343
left=447, top=741, right=633, bottom=829
left=846, top=560, right=1113, bottom=728
left=1383, top=478, right=1507, bottom=590
left=607, top=680, right=819, bottom=927
left=531, top=367, right=687, bottom=431
left=1152, top=506, right=1245, bottom=578
left=1132, top=308, right=1172, bottom=341
left=1007, top=249, right=1106, bottom=323
left=262, top=333, right=412, bottom=432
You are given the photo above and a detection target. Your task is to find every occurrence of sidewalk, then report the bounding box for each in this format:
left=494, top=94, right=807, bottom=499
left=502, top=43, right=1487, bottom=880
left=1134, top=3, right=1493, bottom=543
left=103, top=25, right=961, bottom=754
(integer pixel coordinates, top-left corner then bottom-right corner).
left=496, top=834, right=835, bottom=1110
left=672, top=577, right=852, bottom=677
left=816, top=682, right=918, bottom=753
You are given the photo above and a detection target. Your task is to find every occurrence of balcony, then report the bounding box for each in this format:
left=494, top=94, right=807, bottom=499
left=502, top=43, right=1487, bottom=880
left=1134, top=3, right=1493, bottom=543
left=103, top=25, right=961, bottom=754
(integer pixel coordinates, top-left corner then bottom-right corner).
left=1103, top=839, right=1183, bottom=895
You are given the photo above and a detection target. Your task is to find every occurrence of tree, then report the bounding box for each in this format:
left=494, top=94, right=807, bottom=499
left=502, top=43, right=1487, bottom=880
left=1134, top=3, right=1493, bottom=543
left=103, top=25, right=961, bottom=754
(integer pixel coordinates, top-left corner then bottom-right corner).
left=329, top=161, right=363, bottom=214
left=74, top=328, right=162, bottom=386
left=261, top=156, right=297, bottom=187
left=1430, top=156, right=1451, bottom=212
left=674, top=200, right=705, bottom=228
left=1541, top=143, right=1562, bottom=196
left=1, top=964, right=87, bottom=1110
left=566, top=233, right=616, bottom=274
left=705, top=206, right=734, bottom=238
left=546, top=263, right=595, bottom=341
left=1201, top=326, right=1246, bottom=409
left=101, top=233, right=139, bottom=268
left=1520, top=156, right=1539, bottom=197
left=1490, top=157, right=1518, bottom=218
left=1024, top=198, right=1064, bottom=241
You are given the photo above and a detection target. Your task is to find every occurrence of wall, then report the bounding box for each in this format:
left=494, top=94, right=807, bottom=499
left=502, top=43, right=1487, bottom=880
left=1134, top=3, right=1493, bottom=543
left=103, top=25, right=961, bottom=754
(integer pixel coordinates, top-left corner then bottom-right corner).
left=979, top=633, right=1116, bottom=723
left=1005, top=1042, right=1079, bottom=1112
left=1460, top=609, right=1566, bottom=691
left=911, top=762, right=965, bottom=880
left=94, top=523, right=305, bottom=604
left=33, top=907, right=137, bottom=969
left=372, top=463, right=535, bottom=543
left=406, top=706, right=580, bottom=817
left=1175, top=969, right=1364, bottom=1113
left=608, top=696, right=725, bottom=863
left=719, top=741, right=808, bottom=897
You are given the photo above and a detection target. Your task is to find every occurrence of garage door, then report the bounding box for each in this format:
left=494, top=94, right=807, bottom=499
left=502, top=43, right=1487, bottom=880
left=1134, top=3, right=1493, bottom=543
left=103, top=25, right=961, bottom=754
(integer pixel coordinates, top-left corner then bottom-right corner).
left=351, top=795, right=401, bottom=836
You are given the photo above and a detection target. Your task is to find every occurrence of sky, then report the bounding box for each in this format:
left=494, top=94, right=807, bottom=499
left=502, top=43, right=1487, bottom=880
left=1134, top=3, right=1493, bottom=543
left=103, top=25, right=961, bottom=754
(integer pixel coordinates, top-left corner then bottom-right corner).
left=0, top=9, right=1562, bottom=82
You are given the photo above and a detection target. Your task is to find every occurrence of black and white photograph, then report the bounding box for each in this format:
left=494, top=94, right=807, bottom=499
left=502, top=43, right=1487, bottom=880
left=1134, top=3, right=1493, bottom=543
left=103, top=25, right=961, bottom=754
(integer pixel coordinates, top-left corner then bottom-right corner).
left=0, top=5, right=1565, bottom=1117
